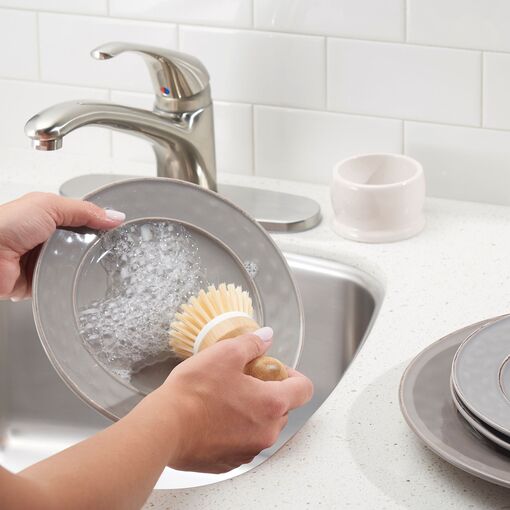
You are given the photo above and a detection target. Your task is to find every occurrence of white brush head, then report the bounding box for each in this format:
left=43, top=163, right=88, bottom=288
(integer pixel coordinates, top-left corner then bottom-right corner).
left=169, top=283, right=255, bottom=358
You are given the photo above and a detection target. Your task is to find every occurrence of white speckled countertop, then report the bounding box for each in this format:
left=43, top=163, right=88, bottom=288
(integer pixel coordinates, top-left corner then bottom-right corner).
left=2, top=149, right=510, bottom=509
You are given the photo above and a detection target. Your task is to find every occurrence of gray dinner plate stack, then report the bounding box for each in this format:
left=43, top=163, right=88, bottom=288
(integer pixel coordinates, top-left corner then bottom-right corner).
left=400, top=315, right=510, bottom=488
left=451, top=316, right=510, bottom=452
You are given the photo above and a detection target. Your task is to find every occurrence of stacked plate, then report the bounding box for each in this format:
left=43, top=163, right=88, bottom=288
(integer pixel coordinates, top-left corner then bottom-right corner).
left=451, top=317, right=510, bottom=452
left=400, top=315, right=510, bottom=488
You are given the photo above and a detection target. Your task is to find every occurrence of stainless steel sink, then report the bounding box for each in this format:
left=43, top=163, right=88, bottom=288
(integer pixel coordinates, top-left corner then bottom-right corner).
left=0, top=252, right=382, bottom=489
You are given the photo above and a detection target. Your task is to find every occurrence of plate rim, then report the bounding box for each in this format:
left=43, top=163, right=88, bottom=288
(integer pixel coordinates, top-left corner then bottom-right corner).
left=451, top=315, right=510, bottom=435
left=33, top=177, right=304, bottom=422
left=450, top=379, right=510, bottom=453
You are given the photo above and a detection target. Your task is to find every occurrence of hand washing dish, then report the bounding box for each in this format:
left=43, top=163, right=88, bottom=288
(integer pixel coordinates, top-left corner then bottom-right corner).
left=169, top=283, right=288, bottom=381
left=331, top=154, right=425, bottom=243
left=400, top=316, right=510, bottom=488
left=452, top=316, right=510, bottom=436
left=33, top=177, right=304, bottom=421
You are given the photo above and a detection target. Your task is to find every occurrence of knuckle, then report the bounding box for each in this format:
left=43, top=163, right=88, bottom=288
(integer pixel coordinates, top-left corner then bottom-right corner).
left=257, top=430, right=279, bottom=450
left=225, top=334, right=262, bottom=362
left=83, top=200, right=100, bottom=215
left=266, top=396, right=287, bottom=418
left=223, top=341, right=244, bottom=360
left=245, top=334, right=263, bottom=355
left=25, top=192, right=62, bottom=222
left=23, top=191, right=50, bottom=204
left=270, top=428, right=281, bottom=445
left=253, top=437, right=269, bottom=452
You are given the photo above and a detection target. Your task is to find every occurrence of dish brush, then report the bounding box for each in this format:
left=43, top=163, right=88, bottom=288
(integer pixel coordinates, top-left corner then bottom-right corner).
left=169, top=283, right=288, bottom=381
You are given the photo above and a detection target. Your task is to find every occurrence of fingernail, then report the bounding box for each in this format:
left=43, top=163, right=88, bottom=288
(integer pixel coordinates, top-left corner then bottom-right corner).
left=104, top=209, right=126, bottom=222
left=253, top=327, right=273, bottom=342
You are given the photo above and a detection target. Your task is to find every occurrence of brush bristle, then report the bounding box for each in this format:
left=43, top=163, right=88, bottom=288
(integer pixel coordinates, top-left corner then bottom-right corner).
left=169, top=283, right=254, bottom=358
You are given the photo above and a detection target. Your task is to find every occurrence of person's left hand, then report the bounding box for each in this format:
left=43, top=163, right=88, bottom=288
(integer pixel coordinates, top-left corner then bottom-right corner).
left=0, top=192, right=125, bottom=300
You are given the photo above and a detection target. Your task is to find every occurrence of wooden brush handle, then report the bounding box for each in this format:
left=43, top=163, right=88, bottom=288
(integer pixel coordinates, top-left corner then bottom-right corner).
left=244, top=356, right=288, bottom=381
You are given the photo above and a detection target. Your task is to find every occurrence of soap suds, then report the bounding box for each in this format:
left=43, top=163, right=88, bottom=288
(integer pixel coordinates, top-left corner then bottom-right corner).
left=78, top=220, right=204, bottom=379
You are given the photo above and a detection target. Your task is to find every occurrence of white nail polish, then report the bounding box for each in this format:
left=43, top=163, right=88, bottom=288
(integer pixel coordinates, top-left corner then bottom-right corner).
left=105, top=209, right=126, bottom=222
left=253, top=327, right=273, bottom=342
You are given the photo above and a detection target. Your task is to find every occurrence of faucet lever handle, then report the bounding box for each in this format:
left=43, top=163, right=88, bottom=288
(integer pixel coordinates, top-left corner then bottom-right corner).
left=91, top=41, right=211, bottom=113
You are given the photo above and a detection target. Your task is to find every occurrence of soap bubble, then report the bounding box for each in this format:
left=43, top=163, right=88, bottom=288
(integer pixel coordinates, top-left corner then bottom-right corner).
left=78, top=221, right=205, bottom=380
left=243, top=260, right=259, bottom=278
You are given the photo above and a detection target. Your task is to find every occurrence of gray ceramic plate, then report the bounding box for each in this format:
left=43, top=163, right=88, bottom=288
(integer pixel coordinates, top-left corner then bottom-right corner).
left=450, top=380, right=510, bottom=453
left=399, top=316, right=510, bottom=488
left=33, top=178, right=304, bottom=421
left=452, top=316, right=510, bottom=436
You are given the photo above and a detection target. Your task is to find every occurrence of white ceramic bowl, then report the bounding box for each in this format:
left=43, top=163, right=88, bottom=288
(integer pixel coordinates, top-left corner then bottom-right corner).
left=331, top=153, right=425, bottom=243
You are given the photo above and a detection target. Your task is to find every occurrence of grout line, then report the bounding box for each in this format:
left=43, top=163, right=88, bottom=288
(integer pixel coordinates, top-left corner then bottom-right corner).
left=1, top=5, right=109, bottom=17
left=35, top=12, right=42, bottom=80
left=171, top=22, right=500, bottom=56
left=480, top=52, right=485, bottom=127
left=0, top=76, right=112, bottom=93
left=3, top=73, right=510, bottom=135
left=251, top=104, right=256, bottom=176
left=176, top=24, right=181, bottom=50
left=4, top=4, right=510, bottom=56
left=251, top=0, right=255, bottom=28
left=324, top=37, right=328, bottom=109
left=247, top=101, right=489, bottom=131
left=247, top=102, right=510, bottom=134
left=403, top=0, right=408, bottom=42
left=107, top=88, right=113, bottom=157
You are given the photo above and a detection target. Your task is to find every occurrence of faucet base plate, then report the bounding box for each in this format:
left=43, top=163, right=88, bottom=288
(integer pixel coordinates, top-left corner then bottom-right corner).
left=59, top=174, right=321, bottom=233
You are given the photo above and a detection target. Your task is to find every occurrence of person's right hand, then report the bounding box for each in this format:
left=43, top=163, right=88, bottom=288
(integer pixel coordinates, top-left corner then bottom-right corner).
left=148, top=329, right=313, bottom=474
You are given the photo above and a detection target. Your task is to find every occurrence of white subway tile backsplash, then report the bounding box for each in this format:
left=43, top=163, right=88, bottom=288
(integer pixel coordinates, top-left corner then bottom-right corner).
left=111, top=90, right=253, bottom=175
left=254, top=106, right=402, bottom=184
left=110, top=0, right=252, bottom=28
left=0, top=79, right=110, bottom=156
left=179, top=26, right=325, bottom=109
left=255, top=0, right=404, bottom=41
left=0, top=0, right=510, bottom=205
left=0, top=0, right=107, bottom=15
left=0, top=9, right=38, bottom=80
left=213, top=102, right=253, bottom=175
left=327, top=39, right=481, bottom=126
left=483, top=53, right=510, bottom=130
left=405, top=121, right=510, bottom=205
left=408, top=0, right=510, bottom=52
left=39, top=14, right=177, bottom=92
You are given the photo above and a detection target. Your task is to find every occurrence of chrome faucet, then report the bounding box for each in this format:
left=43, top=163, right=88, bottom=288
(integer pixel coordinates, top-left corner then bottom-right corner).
left=25, top=41, right=321, bottom=232
left=24, top=42, right=217, bottom=190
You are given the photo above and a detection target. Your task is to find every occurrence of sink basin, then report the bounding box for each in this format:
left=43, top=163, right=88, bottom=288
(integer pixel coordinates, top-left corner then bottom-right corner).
left=0, top=252, right=381, bottom=488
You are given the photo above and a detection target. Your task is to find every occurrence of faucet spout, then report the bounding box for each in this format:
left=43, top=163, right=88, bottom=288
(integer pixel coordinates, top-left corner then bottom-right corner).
left=25, top=100, right=217, bottom=190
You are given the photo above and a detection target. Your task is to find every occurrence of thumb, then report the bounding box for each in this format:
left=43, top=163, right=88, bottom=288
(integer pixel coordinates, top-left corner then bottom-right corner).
left=45, top=195, right=125, bottom=230
left=223, top=327, right=274, bottom=367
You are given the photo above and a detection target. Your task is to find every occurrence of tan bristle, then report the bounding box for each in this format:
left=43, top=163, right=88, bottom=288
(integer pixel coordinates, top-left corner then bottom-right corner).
left=169, top=283, right=255, bottom=357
